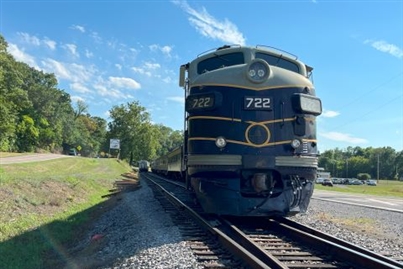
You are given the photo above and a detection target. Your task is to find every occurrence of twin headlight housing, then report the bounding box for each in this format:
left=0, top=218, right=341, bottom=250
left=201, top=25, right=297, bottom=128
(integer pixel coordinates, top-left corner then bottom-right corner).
left=246, top=59, right=270, bottom=83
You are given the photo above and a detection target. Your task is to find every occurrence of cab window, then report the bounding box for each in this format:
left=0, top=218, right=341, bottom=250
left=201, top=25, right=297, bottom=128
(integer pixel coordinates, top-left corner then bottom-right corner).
left=197, top=52, right=244, bottom=74
left=256, top=52, right=300, bottom=74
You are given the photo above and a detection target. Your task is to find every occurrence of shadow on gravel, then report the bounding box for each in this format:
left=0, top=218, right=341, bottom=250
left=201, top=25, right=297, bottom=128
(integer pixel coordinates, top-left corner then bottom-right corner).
left=0, top=194, right=121, bottom=269
left=1, top=179, right=147, bottom=269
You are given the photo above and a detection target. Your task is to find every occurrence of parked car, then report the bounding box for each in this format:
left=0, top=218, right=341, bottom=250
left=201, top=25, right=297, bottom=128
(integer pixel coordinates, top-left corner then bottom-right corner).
left=68, top=149, right=77, bottom=156
left=322, top=178, right=333, bottom=187
left=332, top=178, right=342, bottom=184
left=349, top=179, right=363, bottom=185
left=367, top=179, right=377, bottom=186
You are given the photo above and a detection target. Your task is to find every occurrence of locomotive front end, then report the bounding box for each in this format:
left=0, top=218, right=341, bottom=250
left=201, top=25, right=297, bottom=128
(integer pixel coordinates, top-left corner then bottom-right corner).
left=181, top=45, right=322, bottom=216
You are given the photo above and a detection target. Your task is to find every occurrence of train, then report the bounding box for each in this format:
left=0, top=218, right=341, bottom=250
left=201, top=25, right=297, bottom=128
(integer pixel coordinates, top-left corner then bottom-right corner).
left=138, top=160, right=150, bottom=172
left=151, top=45, right=322, bottom=217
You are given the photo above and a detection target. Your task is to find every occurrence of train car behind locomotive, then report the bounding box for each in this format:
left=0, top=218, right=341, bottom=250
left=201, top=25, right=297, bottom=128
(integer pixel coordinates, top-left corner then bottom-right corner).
left=154, top=45, right=322, bottom=217
left=138, top=160, right=150, bottom=172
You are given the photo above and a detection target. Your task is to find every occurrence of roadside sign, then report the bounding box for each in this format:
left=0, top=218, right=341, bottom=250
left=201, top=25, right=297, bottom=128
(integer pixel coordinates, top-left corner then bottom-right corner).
left=110, top=139, right=120, bottom=149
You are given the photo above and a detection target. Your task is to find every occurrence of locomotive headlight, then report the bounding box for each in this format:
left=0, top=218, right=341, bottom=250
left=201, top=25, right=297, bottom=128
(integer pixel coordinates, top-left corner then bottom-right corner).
left=293, top=93, right=322, bottom=115
left=291, top=139, right=301, bottom=149
left=247, top=59, right=270, bottom=83
left=215, top=136, right=227, bottom=148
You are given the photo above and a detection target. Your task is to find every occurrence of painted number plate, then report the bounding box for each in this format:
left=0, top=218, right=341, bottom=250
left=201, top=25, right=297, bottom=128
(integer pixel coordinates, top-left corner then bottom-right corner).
left=244, top=97, right=272, bottom=110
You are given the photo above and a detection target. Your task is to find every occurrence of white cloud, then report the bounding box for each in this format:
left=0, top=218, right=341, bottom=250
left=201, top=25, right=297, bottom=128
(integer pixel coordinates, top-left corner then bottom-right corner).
left=132, top=67, right=151, bottom=77
left=8, top=43, right=38, bottom=68
left=85, top=49, right=93, bottom=58
left=320, top=131, right=368, bottom=144
left=131, top=62, right=160, bottom=77
left=94, top=83, right=130, bottom=100
left=63, top=43, right=79, bottom=57
left=71, top=95, right=85, bottom=102
left=365, top=39, right=403, bottom=59
left=70, top=82, right=92, bottom=93
left=162, top=76, right=174, bottom=83
left=108, top=76, right=141, bottom=90
left=17, top=32, right=57, bottom=50
left=41, top=59, right=94, bottom=83
left=90, top=31, right=102, bottom=43
left=41, top=58, right=71, bottom=80
left=321, top=110, right=340, bottom=118
left=18, top=32, right=40, bottom=46
left=144, top=62, right=161, bottom=70
left=149, top=44, right=173, bottom=57
left=71, top=24, right=86, bottom=33
left=173, top=0, right=246, bottom=45
left=115, top=64, right=122, bottom=70
left=43, top=38, right=56, bottom=50
left=167, top=96, right=184, bottom=104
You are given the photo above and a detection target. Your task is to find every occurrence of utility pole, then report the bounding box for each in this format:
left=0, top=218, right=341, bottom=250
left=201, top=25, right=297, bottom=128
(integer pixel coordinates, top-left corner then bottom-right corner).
left=377, top=154, right=380, bottom=183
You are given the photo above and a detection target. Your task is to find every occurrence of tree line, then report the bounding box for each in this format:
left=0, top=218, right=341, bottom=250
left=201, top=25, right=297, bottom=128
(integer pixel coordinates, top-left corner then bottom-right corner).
left=319, top=146, right=403, bottom=181
left=0, top=34, right=182, bottom=163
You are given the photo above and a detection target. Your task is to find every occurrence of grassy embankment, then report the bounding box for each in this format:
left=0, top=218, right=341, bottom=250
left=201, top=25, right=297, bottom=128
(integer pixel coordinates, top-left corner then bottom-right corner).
left=315, top=180, right=403, bottom=198
left=0, top=155, right=135, bottom=269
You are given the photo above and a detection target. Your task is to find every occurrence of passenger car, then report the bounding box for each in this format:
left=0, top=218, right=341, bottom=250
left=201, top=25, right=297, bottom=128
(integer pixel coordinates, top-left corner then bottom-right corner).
left=68, top=149, right=77, bottom=156
left=367, top=179, right=377, bottom=186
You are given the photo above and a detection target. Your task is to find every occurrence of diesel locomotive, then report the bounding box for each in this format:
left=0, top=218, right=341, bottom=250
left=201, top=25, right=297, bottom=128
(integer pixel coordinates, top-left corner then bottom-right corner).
left=152, top=45, right=322, bottom=217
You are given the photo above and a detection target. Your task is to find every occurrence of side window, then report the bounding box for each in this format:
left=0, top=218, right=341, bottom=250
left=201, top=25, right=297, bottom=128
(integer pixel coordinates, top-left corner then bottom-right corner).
left=256, top=52, right=300, bottom=74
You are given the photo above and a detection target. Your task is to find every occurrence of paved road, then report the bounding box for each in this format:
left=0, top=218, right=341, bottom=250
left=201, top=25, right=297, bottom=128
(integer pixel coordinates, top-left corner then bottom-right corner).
left=312, top=189, right=403, bottom=213
left=0, top=153, right=71, bottom=165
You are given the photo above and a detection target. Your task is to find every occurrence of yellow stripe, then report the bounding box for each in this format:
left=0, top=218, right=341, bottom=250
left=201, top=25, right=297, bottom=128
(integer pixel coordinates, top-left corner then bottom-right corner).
left=188, top=115, right=297, bottom=125
left=245, top=117, right=296, bottom=125
left=188, top=137, right=317, bottom=148
left=188, top=116, right=242, bottom=122
left=192, top=83, right=310, bottom=91
left=188, top=116, right=316, bottom=125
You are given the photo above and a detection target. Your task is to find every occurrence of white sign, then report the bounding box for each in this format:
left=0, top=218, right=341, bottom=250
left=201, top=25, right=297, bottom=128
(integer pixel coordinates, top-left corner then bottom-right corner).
left=110, top=139, right=120, bottom=149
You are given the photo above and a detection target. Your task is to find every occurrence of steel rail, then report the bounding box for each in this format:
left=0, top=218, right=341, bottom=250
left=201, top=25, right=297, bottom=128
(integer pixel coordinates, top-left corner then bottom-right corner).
left=276, top=217, right=403, bottom=268
left=145, top=176, right=272, bottom=269
left=269, top=217, right=403, bottom=269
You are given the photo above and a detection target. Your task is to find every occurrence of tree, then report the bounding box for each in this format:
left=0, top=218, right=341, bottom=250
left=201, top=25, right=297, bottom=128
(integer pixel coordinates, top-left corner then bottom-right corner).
left=0, top=35, right=31, bottom=151
left=107, top=101, right=160, bottom=162
left=347, top=156, right=370, bottom=179
left=154, top=124, right=183, bottom=157
left=319, top=146, right=399, bottom=180
left=395, top=150, right=403, bottom=180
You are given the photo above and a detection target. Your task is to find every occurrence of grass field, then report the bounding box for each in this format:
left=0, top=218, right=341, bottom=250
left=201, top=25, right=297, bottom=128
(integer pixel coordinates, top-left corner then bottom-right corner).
left=315, top=180, right=403, bottom=198
left=0, top=156, right=135, bottom=269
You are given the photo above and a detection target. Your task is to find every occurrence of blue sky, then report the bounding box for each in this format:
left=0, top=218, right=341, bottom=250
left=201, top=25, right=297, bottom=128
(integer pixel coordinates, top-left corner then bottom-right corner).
left=1, top=0, right=402, bottom=152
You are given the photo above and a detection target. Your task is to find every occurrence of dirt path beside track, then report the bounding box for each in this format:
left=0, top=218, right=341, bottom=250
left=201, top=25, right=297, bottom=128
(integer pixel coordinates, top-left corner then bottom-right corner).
left=0, top=153, right=71, bottom=165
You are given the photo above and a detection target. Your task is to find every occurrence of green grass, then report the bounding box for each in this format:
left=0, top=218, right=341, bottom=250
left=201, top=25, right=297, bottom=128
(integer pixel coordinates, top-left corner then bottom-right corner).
left=315, top=180, right=403, bottom=198
left=0, top=156, right=133, bottom=269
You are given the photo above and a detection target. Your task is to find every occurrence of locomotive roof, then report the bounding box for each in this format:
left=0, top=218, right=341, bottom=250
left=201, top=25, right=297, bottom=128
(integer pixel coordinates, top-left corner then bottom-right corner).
left=190, top=44, right=313, bottom=78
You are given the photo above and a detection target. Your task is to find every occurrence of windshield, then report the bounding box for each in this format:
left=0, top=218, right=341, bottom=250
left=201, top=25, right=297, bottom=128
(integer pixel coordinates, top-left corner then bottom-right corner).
left=197, top=52, right=244, bottom=74
left=255, top=52, right=300, bottom=73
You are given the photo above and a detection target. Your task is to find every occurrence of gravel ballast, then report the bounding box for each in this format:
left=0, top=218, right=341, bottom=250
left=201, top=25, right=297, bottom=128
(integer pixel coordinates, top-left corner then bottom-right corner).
left=291, top=198, right=403, bottom=260
left=63, top=180, right=403, bottom=269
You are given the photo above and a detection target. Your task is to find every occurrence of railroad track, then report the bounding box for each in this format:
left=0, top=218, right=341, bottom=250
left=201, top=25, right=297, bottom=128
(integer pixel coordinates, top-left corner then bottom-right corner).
left=142, top=172, right=403, bottom=269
